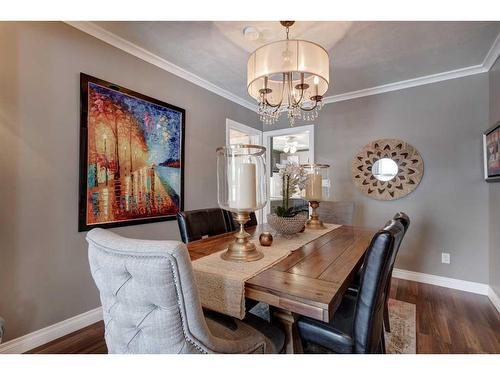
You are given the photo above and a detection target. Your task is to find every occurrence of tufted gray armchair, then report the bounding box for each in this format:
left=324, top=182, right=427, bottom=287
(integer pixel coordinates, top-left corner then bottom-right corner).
left=87, top=228, right=284, bottom=354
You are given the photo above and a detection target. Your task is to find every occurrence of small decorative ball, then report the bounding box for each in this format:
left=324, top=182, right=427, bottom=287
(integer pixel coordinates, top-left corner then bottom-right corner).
left=299, top=225, right=306, bottom=233
left=259, top=232, right=273, bottom=246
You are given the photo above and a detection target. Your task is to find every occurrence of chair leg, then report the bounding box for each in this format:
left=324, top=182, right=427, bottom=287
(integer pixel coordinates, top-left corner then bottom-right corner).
left=383, top=301, right=391, bottom=333
left=380, top=330, right=386, bottom=354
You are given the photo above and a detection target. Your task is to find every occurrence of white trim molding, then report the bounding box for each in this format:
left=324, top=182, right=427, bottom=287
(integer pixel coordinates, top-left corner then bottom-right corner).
left=225, top=118, right=262, bottom=146
left=65, top=22, right=500, bottom=111
left=262, top=124, right=316, bottom=167
left=323, top=65, right=487, bottom=104
left=262, top=124, right=315, bottom=222
left=0, top=307, right=102, bottom=354
left=482, top=32, right=500, bottom=71
left=64, top=21, right=257, bottom=112
left=262, top=124, right=316, bottom=165
left=324, top=31, right=500, bottom=104
left=393, top=268, right=489, bottom=295
left=488, top=287, right=500, bottom=314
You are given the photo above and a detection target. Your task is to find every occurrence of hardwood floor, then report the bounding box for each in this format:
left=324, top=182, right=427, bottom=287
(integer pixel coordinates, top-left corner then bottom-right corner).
left=26, top=320, right=107, bottom=354
left=26, top=278, right=500, bottom=354
left=389, top=278, right=500, bottom=353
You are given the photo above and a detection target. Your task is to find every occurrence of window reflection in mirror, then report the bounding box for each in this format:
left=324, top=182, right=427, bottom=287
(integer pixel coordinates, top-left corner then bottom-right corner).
left=372, top=158, right=398, bottom=181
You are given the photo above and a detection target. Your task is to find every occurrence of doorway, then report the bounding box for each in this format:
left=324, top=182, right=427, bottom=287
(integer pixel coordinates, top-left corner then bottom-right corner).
left=263, top=125, right=315, bottom=221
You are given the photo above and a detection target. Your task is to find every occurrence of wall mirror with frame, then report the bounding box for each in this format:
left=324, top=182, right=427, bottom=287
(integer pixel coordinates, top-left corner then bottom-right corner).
left=352, top=138, right=424, bottom=200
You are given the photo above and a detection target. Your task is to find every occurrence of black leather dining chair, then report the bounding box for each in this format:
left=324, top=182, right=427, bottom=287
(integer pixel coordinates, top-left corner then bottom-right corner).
left=348, top=212, right=410, bottom=332
left=297, top=220, right=405, bottom=354
left=177, top=208, right=233, bottom=243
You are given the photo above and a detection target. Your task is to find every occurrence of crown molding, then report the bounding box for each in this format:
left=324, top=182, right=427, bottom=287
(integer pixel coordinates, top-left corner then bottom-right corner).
left=323, top=64, right=487, bottom=104
left=482, top=31, right=500, bottom=71
left=324, top=31, right=500, bottom=104
left=64, top=21, right=257, bottom=112
left=66, top=22, right=500, bottom=110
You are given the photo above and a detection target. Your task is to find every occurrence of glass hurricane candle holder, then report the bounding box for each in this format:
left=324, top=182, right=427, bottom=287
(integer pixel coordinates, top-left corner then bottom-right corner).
left=301, top=163, right=331, bottom=230
left=217, top=144, right=267, bottom=262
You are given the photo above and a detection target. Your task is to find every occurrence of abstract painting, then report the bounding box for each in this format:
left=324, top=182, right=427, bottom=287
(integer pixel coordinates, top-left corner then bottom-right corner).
left=79, top=74, right=185, bottom=231
left=483, top=121, right=500, bottom=182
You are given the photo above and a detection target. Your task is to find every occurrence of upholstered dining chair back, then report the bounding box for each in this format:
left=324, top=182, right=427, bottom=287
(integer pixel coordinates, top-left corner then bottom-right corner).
left=382, top=213, right=410, bottom=274
left=316, top=201, right=355, bottom=225
left=87, top=228, right=227, bottom=354
left=177, top=208, right=233, bottom=243
left=380, top=212, right=411, bottom=330
left=393, top=212, right=410, bottom=233
left=353, top=220, right=404, bottom=353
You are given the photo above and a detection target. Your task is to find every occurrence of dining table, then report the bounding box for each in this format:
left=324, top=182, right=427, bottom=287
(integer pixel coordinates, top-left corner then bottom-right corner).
left=187, top=224, right=377, bottom=353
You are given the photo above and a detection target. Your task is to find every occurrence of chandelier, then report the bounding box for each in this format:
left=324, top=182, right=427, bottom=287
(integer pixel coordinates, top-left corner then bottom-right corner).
left=247, top=21, right=330, bottom=126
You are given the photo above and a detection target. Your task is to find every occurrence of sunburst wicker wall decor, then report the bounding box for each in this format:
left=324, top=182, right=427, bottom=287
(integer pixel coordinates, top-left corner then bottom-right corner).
left=352, top=138, right=424, bottom=200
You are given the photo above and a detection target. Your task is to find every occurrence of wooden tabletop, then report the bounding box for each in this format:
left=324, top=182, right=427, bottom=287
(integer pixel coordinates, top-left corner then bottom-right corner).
left=187, top=224, right=376, bottom=323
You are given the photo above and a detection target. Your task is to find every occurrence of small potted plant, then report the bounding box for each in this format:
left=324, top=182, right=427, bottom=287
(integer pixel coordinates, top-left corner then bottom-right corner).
left=267, top=163, right=309, bottom=235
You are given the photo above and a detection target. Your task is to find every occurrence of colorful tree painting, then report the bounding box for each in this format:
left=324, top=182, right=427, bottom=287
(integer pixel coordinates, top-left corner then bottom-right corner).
left=79, top=74, right=184, bottom=231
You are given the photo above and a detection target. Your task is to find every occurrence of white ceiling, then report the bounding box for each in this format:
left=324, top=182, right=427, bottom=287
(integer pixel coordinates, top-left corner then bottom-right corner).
left=91, top=21, right=500, bottom=105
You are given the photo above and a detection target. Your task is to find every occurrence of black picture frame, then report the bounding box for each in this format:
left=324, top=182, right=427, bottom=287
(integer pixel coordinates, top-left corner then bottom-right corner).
left=483, top=121, right=500, bottom=182
left=78, top=73, right=185, bottom=231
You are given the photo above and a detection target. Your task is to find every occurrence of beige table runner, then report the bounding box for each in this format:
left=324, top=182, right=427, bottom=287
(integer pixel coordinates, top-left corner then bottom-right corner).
left=193, top=223, right=342, bottom=319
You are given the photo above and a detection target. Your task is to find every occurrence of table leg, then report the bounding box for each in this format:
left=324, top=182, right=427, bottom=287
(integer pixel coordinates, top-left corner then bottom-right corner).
left=272, top=308, right=303, bottom=354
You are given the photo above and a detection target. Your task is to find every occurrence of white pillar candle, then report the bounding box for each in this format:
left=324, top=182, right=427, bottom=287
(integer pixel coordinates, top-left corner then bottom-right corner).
left=305, top=173, right=323, bottom=201
left=229, top=162, right=257, bottom=210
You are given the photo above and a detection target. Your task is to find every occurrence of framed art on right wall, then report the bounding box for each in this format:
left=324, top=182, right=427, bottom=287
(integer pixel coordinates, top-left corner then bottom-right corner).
left=483, top=121, right=500, bottom=182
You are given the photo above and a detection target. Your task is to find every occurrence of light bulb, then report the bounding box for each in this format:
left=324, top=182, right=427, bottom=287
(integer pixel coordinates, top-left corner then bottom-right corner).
left=313, top=76, right=319, bottom=85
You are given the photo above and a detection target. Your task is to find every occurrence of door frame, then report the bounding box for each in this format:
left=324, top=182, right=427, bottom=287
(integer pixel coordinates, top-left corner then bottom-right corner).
left=225, top=118, right=263, bottom=146
left=262, top=124, right=315, bottom=221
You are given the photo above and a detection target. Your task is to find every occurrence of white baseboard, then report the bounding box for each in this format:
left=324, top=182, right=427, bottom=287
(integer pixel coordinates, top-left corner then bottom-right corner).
left=488, top=287, right=500, bottom=314
left=0, top=307, right=102, bottom=354
left=392, top=268, right=490, bottom=295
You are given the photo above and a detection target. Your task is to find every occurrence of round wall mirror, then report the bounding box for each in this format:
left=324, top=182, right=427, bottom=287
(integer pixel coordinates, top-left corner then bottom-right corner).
left=372, top=158, right=398, bottom=181
left=352, top=138, right=424, bottom=200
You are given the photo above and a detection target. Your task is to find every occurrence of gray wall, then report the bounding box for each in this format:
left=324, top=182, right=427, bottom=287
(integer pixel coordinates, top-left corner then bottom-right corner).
left=0, top=21, right=495, bottom=342
left=0, top=22, right=259, bottom=341
left=267, top=73, right=490, bottom=283
left=489, top=57, right=500, bottom=296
